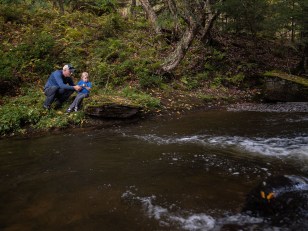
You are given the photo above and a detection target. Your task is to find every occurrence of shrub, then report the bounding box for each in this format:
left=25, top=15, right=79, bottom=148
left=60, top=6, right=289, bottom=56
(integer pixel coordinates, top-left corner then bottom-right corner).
left=180, top=76, right=200, bottom=90
left=0, top=4, right=27, bottom=24
left=0, top=31, right=55, bottom=85
left=0, top=90, right=44, bottom=135
left=139, top=73, right=163, bottom=89
left=226, top=73, right=245, bottom=86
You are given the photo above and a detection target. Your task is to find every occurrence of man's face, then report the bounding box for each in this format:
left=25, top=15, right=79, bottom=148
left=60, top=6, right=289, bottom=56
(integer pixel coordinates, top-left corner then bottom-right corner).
left=63, top=68, right=73, bottom=77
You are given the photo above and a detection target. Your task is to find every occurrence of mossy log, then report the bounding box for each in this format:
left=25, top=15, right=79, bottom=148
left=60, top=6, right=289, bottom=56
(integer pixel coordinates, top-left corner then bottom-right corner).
left=85, top=103, right=142, bottom=119
left=262, top=71, right=308, bottom=102
left=264, top=71, right=308, bottom=87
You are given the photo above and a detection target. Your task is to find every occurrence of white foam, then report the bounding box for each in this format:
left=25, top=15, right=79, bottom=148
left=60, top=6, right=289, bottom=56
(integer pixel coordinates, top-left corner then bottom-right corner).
left=122, top=190, right=215, bottom=230
left=140, top=195, right=168, bottom=220
left=133, top=134, right=203, bottom=145
left=220, top=136, right=308, bottom=157
left=169, top=214, right=215, bottom=230
left=121, top=191, right=267, bottom=231
left=132, top=134, right=308, bottom=157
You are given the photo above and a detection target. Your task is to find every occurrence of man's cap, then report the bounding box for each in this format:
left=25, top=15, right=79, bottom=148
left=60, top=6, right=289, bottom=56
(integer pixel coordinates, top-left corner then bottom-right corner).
left=63, top=64, right=76, bottom=73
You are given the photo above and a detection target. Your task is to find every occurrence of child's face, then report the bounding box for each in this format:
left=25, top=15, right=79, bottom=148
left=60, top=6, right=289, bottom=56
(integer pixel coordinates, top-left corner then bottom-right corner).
left=82, top=75, right=89, bottom=82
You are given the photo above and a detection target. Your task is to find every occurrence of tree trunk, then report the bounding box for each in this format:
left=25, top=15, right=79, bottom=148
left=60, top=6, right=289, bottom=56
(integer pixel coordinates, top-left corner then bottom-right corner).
left=291, top=0, right=295, bottom=42
left=201, top=12, right=218, bottom=43
left=294, top=3, right=308, bottom=75
left=301, top=3, right=308, bottom=75
left=166, top=0, right=180, bottom=38
left=140, top=0, right=162, bottom=34
left=161, top=0, right=219, bottom=73
left=161, top=18, right=199, bottom=72
left=295, top=43, right=308, bottom=76
left=131, top=0, right=137, bottom=16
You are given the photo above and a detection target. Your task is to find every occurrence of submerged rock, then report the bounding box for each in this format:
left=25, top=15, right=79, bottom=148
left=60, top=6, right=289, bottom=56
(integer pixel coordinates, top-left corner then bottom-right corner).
left=85, top=103, right=142, bottom=119
left=242, top=175, right=308, bottom=229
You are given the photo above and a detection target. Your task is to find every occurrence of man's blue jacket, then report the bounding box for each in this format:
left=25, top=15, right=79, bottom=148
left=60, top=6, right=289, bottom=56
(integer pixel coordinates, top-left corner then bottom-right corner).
left=44, top=70, right=75, bottom=90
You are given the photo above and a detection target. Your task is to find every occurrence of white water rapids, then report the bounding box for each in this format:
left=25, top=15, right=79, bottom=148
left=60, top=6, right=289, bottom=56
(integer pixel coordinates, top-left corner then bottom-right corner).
left=131, top=134, right=308, bottom=158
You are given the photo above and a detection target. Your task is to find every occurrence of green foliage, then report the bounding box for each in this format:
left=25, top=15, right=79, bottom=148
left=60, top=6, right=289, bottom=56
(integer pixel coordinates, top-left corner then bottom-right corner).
left=34, top=110, right=85, bottom=130
left=98, top=0, right=117, bottom=13
left=0, top=31, right=55, bottom=83
left=0, top=86, right=88, bottom=136
left=17, top=31, right=55, bottom=73
left=91, top=39, right=133, bottom=87
left=212, top=49, right=226, bottom=61
left=197, top=94, right=216, bottom=102
left=0, top=88, right=44, bottom=135
left=0, top=0, right=22, bottom=3
left=195, top=71, right=210, bottom=81
left=180, top=76, right=200, bottom=90
left=210, top=75, right=223, bottom=88
left=226, top=73, right=245, bottom=86
left=139, top=73, right=163, bottom=89
left=218, top=0, right=307, bottom=42
left=202, top=48, right=226, bottom=72
left=269, top=0, right=307, bottom=42
left=204, top=63, right=215, bottom=71
left=121, top=86, right=160, bottom=109
left=0, top=3, right=28, bottom=23
left=135, top=61, right=164, bottom=89
left=70, top=0, right=118, bottom=14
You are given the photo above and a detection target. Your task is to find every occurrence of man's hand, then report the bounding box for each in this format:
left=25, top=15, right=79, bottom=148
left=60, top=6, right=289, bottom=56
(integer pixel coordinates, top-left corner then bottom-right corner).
left=73, top=85, right=82, bottom=91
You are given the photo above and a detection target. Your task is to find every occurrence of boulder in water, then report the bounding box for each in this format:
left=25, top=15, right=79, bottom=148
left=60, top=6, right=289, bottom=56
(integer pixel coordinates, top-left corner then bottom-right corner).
left=242, top=175, right=308, bottom=228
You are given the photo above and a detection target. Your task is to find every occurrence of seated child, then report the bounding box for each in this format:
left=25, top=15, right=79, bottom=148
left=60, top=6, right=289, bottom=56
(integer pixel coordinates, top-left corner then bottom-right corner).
left=67, top=72, right=92, bottom=113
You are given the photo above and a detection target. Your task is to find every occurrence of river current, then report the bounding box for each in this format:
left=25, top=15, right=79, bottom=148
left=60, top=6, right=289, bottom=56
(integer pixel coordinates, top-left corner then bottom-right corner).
left=0, top=110, right=307, bottom=230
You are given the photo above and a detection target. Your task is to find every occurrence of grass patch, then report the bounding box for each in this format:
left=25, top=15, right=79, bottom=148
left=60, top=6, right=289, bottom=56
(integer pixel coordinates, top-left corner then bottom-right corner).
left=0, top=86, right=87, bottom=136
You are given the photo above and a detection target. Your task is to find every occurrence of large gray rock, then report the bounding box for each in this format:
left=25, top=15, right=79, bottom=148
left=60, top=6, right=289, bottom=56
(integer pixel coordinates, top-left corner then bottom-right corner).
left=85, top=103, right=141, bottom=119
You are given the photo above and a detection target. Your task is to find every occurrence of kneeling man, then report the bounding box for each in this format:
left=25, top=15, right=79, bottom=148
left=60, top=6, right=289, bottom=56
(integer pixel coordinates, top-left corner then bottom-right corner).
left=43, top=64, right=81, bottom=109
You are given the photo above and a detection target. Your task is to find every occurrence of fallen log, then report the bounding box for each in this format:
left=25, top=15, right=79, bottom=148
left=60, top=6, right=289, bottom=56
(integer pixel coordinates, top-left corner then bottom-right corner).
left=262, top=71, right=308, bottom=102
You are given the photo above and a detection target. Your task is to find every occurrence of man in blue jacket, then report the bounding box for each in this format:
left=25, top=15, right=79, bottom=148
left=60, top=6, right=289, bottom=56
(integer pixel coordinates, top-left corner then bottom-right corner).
left=43, top=64, right=82, bottom=109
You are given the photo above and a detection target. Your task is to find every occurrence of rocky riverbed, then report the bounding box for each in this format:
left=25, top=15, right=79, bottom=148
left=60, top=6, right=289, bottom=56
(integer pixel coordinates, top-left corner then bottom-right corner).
left=227, top=102, right=308, bottom=112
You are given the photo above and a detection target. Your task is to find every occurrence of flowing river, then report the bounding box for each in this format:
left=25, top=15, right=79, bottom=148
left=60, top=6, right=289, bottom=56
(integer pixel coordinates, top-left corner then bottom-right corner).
left=0, top=110, right=307, bottom=230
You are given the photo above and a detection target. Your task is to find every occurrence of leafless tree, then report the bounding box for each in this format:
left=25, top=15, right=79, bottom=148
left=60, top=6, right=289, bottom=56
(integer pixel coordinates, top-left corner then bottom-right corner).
left=161, top=0, right=221, bottom=72
left=139, top=0, right=222, bottom=72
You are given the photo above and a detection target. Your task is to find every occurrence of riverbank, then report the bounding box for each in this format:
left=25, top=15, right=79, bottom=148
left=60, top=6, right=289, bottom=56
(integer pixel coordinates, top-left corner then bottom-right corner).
left=0, top=84, right=257, bottom=138
left=2, top=84, right=307, bottom=140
